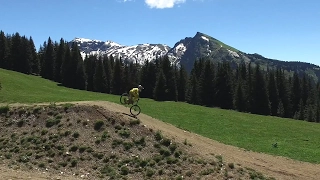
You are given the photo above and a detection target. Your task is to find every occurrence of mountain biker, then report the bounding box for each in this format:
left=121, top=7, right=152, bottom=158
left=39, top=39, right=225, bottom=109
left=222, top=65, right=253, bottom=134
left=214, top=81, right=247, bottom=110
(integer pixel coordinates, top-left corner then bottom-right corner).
left=127, top=85, right=144, bottom=104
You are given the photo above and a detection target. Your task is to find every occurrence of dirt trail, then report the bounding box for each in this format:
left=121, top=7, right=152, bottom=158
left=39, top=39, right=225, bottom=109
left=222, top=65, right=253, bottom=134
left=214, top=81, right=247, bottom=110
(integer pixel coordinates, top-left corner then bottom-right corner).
left=80, top=101, right=320, bottom=180
left=1, top=100, right=320, bottom=180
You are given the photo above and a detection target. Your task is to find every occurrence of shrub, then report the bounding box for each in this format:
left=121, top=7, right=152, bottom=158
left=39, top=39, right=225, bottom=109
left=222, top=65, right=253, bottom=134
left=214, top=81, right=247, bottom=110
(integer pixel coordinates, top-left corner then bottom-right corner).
left=62, top=103, right=73, bottom=111
left=71, top=159, right=78, bottom=167
left=46, top=118, right=60, bottom=128
left=0, top=106, right=9, bottom=114
left=94, top=120, right=104, bottom=131
left=120, top=166, right=129, bottom=175
left=79, top=146, right=87, bottom=153
left=146, top=168, right=155, bottom=177
left=228, top=163, right=235, bottom=169
left=73, top=132, right=80, bottom=138
left=17, top=120, right=24, bottom=127
left=69, top=146, right=78, bottom=152
left=123, top=142, right=133, bottom=150
left=159, top=148, right=171, bottom=157
left=119, top=129, right=130, bottom=138
left=64, top=130, right=71, bottom=136
left=32, top=107, right=41, bottom=114
left=38, top=163, right=46, bottom=168
left=101, top=131, right=109, bottom=141
left=41, top=129, right=48, bottom=135
left=200, top=168, right=214, bottom=175
left=129, top=119, right=140, bottom=126
left=154, top=131, right=163, bottom=141
left=59, top=162, right=67, bottom=167
left=161, top=138, right=171, bottom=147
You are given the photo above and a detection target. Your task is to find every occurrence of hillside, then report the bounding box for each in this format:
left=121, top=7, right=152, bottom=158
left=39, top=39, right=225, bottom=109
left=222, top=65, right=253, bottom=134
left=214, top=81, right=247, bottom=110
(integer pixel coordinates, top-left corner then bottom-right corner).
left=1, top=69, right=320, bottom=179
left=0, top=103, right=273, bottom=180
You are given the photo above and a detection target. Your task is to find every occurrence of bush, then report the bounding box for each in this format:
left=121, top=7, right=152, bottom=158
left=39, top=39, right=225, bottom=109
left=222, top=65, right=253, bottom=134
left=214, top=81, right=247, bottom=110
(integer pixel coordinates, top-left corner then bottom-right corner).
left=119, top=129, right=130, bottom=138
left=120, top=166, right=129, bottom=175
left=146, top=168, right=155, bottom=177
left=69, top=146, right=78, bottom=152
left=0, top=106, right=9, bottom=114
left=17, top=120, right=24, bottom=127
left=71, top=159, right=78, bottom=167
left=129, top=119, right=140, bottom=126
left=46, top=118, right=60, bottom=128
left=73, top=132, right=80, bottom=138
left=94, top=120, right=104, bottom=131
left=154, top=131, right=163, bottom=141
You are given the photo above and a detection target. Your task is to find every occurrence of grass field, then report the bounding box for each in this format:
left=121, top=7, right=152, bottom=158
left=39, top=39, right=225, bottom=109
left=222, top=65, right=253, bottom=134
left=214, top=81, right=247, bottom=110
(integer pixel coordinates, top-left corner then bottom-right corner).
left=1, top=68, right=320, bottom=163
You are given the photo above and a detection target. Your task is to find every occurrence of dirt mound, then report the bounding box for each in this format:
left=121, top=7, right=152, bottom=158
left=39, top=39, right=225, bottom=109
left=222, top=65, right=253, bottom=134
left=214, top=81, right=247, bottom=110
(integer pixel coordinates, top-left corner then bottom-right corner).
left=0, top=103, right=270, bottom=180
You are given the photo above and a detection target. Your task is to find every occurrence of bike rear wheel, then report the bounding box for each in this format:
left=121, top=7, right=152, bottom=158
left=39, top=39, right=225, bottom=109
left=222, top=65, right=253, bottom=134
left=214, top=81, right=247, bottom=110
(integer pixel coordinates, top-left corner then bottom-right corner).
left=130, top=105, right=141, bottom=116
left=120, top=93, right=128, bottom=104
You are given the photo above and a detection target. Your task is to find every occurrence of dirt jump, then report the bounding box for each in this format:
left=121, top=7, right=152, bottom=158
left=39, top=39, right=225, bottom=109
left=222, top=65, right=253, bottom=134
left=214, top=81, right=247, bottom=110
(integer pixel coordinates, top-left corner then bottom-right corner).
left=0, top=100, right=319, bottom=180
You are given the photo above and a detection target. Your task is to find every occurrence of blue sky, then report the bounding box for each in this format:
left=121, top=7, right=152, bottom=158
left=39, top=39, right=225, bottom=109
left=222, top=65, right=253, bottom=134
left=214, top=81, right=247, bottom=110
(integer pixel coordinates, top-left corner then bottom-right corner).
left=1, top=0, right=319, bottom=66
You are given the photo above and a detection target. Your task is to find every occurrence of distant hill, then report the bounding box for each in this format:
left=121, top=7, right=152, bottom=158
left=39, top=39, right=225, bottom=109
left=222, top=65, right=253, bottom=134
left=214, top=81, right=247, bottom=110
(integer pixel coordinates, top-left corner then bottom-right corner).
left=72, top=32, right=320, bottom=82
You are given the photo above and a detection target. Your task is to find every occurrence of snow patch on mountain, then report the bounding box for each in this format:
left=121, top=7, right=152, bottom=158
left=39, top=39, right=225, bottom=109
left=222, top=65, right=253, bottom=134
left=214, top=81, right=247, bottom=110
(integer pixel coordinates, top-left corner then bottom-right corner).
left=75, top=37, right=171, bottom=64
left=227, top=49, right=240, bottom=58
left=201, top=36, right=209, bottom=42
left=74, top=38, right=102, bottom=43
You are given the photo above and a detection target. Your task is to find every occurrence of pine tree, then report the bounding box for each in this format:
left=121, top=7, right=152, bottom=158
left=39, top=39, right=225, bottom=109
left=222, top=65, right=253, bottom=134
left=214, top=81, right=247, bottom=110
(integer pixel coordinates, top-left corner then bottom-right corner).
left=42, top=37, right=55, bottom=80
left=139, top=60, right=157, bottom=98
left=153, top=69, right=167, bottom=101
left=9, top=32, right=22, bottom=71
left=112, top=58, right=124, bottom=95
left=252, top=64, right=270, bottom=115
left=160, top=55, right=178, bottom=101
left=291, top=72, right=301, bottom=115
left=277, top=100, right=285, bottom=117
left=234, top=81, right=246, bottom=112
left=246, top=63, right=254, bottom=112
left=123, top=63, right=131, bottom=92
left=19, top=36, right=32, bottom=74
left=304, top=83, right=317, bottom=122
left=199, top=59, right=215, bottom=106
left=38, top=41, right=47, bottom=75
left=84, top=55, right=96, bottom=91
left=301, top=74, right=309, bottom=107
left=177, top=65, right=188, bottom=102
left=29, top=37, right=40, bottom=74
left=93, top=57, right=107, bottom=92
left=70, top=42, right=83, bottom=89
left=215, top=62, right=234, bottom=109
left=268, top=70, right=279, bottom=116
left=75, top=56, right=87, bottom=90
left=186, top=69, right=200, bottom=104
left=103, top=55, right=112, bottom=93
left=54, top=38, right=65, bottom=82
left=0, top=31, right=9, bottom=69
left=61, top=44, right=72, bottom=87
left=276, top=68, right=291, bottom=117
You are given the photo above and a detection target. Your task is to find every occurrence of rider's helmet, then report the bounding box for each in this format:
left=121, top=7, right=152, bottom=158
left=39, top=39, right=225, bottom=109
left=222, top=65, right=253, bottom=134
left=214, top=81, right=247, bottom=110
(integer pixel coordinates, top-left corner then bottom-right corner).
left=138, top=85, right=144, bottom=91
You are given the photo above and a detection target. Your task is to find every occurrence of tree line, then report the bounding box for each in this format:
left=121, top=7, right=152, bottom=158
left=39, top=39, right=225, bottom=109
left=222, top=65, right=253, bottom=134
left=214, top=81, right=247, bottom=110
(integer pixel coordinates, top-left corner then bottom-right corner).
left=0, top=30, right=319, bottom=122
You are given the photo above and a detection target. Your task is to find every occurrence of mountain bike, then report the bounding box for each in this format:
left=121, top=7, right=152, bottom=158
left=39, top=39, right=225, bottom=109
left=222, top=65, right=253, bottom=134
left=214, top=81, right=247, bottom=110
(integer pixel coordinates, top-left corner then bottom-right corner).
left=120, top=93, right=141, bottom=116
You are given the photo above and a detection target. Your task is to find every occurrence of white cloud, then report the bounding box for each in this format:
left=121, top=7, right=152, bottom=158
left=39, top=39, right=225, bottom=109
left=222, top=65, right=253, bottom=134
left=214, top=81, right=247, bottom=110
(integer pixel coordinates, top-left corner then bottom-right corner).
left=145, top=0, right=186, bottom=9
left=118, top=0, right=134, bottom=2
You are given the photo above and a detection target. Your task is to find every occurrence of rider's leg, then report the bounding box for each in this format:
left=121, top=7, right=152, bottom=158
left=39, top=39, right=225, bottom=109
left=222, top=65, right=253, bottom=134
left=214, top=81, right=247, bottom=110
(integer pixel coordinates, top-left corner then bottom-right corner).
left=128, top=93, right=133, bottom=104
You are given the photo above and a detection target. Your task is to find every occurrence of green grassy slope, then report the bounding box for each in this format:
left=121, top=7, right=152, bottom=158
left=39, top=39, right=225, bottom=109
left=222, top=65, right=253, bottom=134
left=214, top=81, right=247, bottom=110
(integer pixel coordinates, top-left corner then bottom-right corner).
left=1, top=68, right=320, bottom=163
left=0, top=68, right=119, bottom=103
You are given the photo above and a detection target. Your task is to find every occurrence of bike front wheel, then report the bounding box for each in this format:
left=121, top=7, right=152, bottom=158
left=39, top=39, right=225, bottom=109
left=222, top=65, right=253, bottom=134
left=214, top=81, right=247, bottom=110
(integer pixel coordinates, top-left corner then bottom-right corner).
left=120, top=93, right=128, bottom=105
left=130, top=105, right=141, bottom=116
